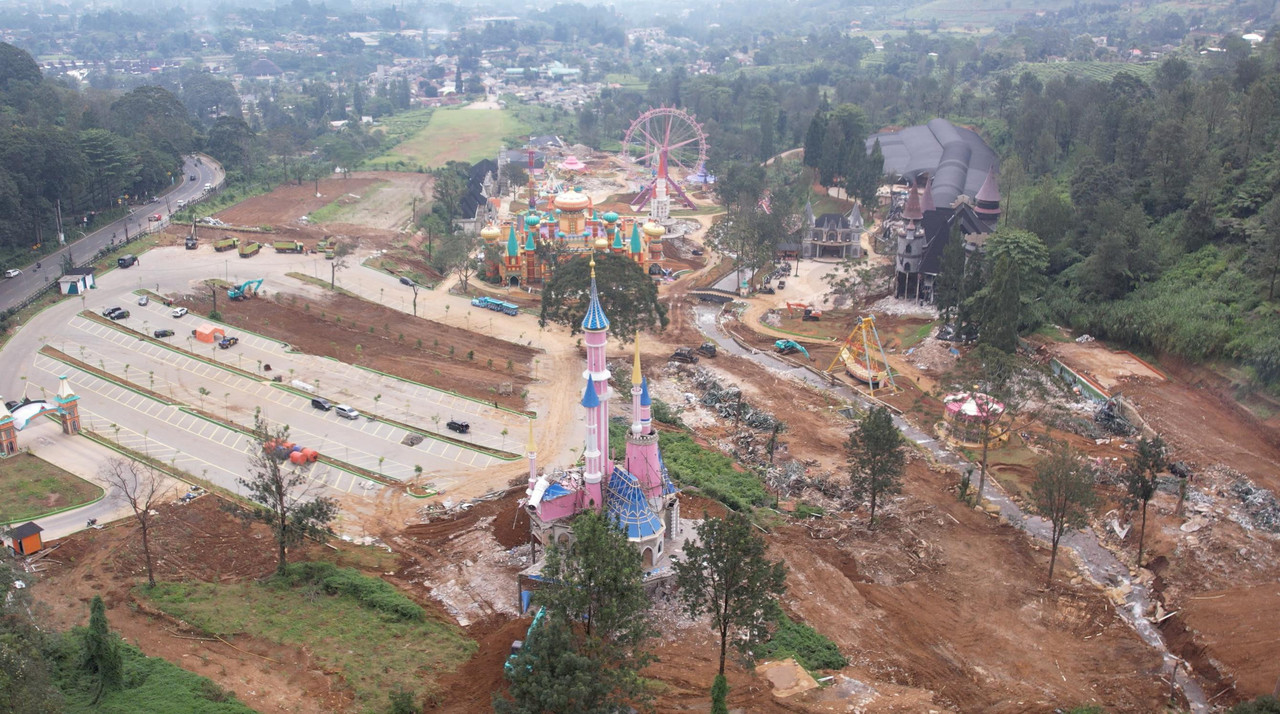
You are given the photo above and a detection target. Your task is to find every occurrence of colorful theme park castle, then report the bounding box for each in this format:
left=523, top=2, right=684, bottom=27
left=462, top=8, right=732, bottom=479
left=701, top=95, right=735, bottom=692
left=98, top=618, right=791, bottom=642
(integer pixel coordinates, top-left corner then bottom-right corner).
left=519, top=255, right=680, bottom=597
left=479, top=188, right=666, bottom=287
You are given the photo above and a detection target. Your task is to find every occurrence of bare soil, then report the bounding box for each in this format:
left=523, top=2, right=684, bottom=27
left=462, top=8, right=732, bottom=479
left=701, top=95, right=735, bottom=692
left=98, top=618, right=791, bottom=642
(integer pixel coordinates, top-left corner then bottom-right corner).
left=172, top=288, right=538, bottom=410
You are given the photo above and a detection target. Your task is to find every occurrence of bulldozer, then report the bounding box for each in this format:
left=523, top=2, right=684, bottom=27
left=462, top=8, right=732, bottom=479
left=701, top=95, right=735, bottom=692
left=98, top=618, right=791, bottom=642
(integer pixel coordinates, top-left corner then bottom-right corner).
left=669, top=347, right=699, bottom=364
left=774, top=339, right=811, bottom=360
left=696, top=343, right=718, bottom=358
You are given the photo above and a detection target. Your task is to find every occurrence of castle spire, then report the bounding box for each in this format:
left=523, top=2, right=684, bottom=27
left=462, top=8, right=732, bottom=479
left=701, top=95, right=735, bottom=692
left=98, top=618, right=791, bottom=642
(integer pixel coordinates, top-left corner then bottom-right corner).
left=974, top=169, right=1002, bottom=220
left=921, top=175, right=936, bottom=213
left=581, top=257, right=610, bottom=331
left=903, top=183, right=924, bottom=221
left=630, top=336, right=644, bottom=435
left=525, top=421, right=538, bottom=494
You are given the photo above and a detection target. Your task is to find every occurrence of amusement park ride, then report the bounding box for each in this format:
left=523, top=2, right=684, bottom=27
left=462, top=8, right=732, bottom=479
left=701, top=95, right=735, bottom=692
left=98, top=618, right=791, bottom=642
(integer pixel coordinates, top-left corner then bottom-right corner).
left=827, top=316, right=899, bottom=396
left=623, top=106, right=708, bottom=214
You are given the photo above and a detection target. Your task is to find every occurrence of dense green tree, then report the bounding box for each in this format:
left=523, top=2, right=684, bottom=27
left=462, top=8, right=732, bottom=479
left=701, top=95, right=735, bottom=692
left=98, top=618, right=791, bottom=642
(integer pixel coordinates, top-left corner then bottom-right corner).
left=1248, top=196, right=1280, bottom=300
left=845, top=406, right=906, bottom=525
left=206, top=116, right=257, bottom=174
left=429, top=230, right=480, bottom=291
left=711, top=674, right=729, bottom=714
left=495, top=613, right=610, bottom=714
left=675, top=513, right=787, bottom=677
left=81, top=595, right=123, bottom=703
left=1124, top=436, right=1167, bottom=569
left=238, top=416, right=339, bottom=576
left=0, top=562, right=61, bottom=713
left=540, top=253, right=668, bottom=342
left=934, top=222, right=968, bottom=325
left=1030, top=444, right=1097, bottom=586
left=1229, top=696, right=1280, bottom=714
left=969, top=227, right=1048, bottom=350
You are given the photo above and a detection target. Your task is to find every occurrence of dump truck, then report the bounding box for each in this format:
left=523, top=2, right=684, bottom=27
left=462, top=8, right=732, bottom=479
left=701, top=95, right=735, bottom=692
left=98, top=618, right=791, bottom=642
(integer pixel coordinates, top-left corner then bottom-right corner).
left=213, top=236, right=237, bottom=252
left=669, top=347, right=699, bottom=364
left=273, top=240, right=305, bottom=253
left=238, top=241, right=260, bottom=258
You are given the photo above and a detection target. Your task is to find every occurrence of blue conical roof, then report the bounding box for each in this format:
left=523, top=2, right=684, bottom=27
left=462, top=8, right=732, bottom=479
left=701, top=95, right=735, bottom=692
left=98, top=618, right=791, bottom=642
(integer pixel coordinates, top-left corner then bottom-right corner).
left=640, top=376, right=651, bottom=407
left=507, top=224, right=519, bottom=257
left=606, top=466, right=663, bottom=538
left=581, top=275, right=610, bottom=331
left=581, top=375, right=600, bottom=408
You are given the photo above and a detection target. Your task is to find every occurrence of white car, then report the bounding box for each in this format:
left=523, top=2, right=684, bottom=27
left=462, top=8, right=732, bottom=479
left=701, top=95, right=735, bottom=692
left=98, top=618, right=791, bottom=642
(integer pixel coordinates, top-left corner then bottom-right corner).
left=171, top=307, right=188, bottom=318
left=137, top=295, right=149, bottom=306
left=335, top=405, right=360, bottom=420
left=3, top=269, right=20, bottom=278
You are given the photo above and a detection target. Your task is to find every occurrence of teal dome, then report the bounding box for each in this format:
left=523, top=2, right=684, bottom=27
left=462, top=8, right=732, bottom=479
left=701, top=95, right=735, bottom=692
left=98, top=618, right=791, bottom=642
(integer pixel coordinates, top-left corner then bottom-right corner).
left=524, top=214, right=541, bottom=227
left=603, top=211, right=619, bottom=223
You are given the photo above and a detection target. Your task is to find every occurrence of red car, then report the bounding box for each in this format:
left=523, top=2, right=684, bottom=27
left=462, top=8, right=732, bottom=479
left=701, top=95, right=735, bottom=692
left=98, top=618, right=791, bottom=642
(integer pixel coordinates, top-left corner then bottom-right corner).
left=148, top=213, right=162, bottom=222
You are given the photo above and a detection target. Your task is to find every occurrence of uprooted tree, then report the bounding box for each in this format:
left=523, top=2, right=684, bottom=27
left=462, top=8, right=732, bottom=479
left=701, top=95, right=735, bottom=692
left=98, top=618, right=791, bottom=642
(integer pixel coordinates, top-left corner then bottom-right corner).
left=237, top=416, right=339, bottom=576
left=539, top=252, right=668, bottom=342
left=1030, top=442, right=1097, bottom=586
left=100, top=457, right=173, bottom=588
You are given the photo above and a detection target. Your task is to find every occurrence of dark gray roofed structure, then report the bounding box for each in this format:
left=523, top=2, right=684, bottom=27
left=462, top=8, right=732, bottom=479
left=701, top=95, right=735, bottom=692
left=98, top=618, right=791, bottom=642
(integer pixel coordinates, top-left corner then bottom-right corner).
left=868, top=118, right=999, bottom=208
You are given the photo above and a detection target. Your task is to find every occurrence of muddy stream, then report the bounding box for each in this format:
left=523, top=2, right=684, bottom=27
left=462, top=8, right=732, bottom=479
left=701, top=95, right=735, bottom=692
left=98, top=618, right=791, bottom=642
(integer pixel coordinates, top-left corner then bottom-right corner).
left=693, top=304, right=1209, bottom=713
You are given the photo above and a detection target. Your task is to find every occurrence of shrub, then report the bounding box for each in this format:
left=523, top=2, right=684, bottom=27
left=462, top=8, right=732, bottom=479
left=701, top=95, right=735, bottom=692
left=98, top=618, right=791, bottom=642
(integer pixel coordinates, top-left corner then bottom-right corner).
left=611, top=423, right=768, bottom=510
left=758, top=613, right=846, bottom=671
left=279, top=562, right=424, bottom=622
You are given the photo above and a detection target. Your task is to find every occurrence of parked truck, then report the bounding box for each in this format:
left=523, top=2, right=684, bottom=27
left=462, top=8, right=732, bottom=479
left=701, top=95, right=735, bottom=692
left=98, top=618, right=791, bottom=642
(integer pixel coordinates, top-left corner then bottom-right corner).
left=273, top=240, right=305, bottom=253
left=238, top=241, right=260, bottom=258
left=184, top=235, right=198, bottom=250
left=213, top=236, right=237, bottom=252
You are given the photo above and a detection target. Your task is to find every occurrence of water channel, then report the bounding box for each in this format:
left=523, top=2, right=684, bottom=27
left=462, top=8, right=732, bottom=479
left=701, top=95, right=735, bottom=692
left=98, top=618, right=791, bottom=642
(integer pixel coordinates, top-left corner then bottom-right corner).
left=693, top=304, right=1209, bottom=712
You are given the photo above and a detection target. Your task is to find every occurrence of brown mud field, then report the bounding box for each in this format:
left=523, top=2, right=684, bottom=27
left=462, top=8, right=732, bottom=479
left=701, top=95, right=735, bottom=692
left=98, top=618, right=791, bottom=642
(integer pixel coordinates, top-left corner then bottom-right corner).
left=171, top=288, right=539, bottom=410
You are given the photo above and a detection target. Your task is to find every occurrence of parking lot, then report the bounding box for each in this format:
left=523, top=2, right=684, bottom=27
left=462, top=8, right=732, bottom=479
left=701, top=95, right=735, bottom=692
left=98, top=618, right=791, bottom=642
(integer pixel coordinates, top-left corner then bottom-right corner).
left=29, top=308, right=520, bottom=497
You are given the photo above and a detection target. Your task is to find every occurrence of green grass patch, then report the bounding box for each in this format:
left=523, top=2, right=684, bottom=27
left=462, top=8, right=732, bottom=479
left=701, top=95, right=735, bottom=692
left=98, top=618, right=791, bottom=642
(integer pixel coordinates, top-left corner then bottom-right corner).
left=611, top=423, right=770, bottom=511
left=0, top=453, right=103, bottom=524
left=143, top=566, right=475, bottom=707
left=307, top=181, right=388, bottom=224
left=901, top=321, right=937, bottom=350
left=604, top=73, right=646, bottom=90
left=759, top=612, right=847, bottom=672
left=1004, top=60, right=1157, bottom=85
left=370, top=108, right=530, bottom=169
left=50, top=630, right=255, bottom=713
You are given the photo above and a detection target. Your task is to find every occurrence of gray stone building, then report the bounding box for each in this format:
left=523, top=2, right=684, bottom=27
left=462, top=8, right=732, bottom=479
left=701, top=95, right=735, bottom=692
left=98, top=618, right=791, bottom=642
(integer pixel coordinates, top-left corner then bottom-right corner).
left=779, top=202, right=864, bottom=260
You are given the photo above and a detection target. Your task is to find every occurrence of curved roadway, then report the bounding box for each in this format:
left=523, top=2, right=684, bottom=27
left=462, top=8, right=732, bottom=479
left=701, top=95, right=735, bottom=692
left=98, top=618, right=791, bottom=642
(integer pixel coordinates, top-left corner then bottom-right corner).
left=0, top=154, right=224, bottom=313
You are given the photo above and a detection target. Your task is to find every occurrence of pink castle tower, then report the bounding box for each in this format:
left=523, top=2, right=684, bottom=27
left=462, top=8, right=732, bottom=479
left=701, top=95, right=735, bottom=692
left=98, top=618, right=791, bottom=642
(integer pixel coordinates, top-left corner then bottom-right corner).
left=624, top=340, right=663, bottom=499
left=580, top=255, right=612, bottom=510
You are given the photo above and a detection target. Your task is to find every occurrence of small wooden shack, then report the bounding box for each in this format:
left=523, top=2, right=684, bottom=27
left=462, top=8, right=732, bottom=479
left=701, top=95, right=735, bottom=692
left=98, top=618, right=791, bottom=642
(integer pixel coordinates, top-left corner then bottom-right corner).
left=5, top=521, right=43, bottom=555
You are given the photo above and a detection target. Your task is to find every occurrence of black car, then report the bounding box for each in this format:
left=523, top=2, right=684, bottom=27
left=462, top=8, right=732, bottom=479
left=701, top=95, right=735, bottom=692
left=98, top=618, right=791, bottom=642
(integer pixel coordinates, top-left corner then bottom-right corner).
left=311, top=398, right=332, bottom=411
left=399, top=276, right=414, bottom=286
left=153, top=329, right=174, bottom=338
left=102, top=306, right=123, bottom=318
left=109, top=309, right=130, bottom=320
left=446, top=419, right=470, bottom=434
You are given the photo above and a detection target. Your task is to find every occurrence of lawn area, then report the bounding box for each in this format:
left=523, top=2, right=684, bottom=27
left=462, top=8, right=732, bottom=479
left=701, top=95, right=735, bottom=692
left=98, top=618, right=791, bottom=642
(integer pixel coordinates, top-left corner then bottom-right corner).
left=604, top=72, right=646, bottom=90
left=143, top=568, right=475, bottom=708
left=370, top=108, right=529, bottom=169
left=0, top=453, right=102, bottom=524
left=307, top=181, right=388, bottom=224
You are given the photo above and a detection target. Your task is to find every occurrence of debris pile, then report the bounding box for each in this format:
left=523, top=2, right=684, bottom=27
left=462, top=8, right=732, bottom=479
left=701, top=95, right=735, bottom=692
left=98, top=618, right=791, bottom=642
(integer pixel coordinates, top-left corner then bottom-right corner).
left=1227, top=474, right=1280, bottom=533
left=692, top=369, right=782, bottom=431
left=1095, top=398, right=1135, bottom=436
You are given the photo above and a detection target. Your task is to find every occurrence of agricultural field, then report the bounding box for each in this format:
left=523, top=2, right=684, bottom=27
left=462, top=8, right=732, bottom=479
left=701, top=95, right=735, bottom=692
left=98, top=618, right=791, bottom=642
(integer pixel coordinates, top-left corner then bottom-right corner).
left=369, top=108, right=529, bottom=170
left=0, top=453, right=102, bottom=523
left=1006, top=60, right=1160, bottom=84
left=903, top=0, right=1077, bottom=25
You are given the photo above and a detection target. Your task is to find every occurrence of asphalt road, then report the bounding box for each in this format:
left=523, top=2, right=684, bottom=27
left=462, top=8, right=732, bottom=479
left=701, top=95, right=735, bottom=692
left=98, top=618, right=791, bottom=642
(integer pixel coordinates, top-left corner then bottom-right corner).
left=0, top=154, right=224, bottom=314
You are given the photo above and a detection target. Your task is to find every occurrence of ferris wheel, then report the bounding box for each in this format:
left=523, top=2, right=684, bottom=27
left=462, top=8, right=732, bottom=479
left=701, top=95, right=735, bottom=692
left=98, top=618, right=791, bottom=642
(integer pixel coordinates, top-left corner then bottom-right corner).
left=622, top=106, right=708, bottom=182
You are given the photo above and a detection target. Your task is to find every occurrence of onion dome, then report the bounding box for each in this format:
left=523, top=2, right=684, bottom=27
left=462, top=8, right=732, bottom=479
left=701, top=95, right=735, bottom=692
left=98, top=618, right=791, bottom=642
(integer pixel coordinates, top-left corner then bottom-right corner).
left=594, top=236, right=609, bottom=250
left=555, top=190, right=590, bottom=212
left=524, top=213, right=541, bottom=227
left=480, top=224, right=501, bottom=240
left=642, top=222, right=665, bottom=238
left=603, top=211, right=619, bottom=223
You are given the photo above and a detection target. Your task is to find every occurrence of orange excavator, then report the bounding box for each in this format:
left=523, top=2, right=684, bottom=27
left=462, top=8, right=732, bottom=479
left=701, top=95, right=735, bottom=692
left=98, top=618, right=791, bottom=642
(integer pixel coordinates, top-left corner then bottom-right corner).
left=785, top=302, right=822, bottom=321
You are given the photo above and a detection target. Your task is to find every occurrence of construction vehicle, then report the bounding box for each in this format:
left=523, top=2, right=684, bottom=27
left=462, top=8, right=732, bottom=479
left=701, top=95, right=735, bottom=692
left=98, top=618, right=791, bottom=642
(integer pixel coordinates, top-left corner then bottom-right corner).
left=238, top=241, right=260, bottom=258
left=218, top=336, right=239, bottom=349
left=273, top=240, right=305, bottom=253
left=826, top=316, right=898, bottom=394
left=185, top=235, right=198, bottom=249
left=228, top=279, right=264, bottom=301
left=785, top=302, right=821, bottom=321
left=696, top=342, right=718, bottom=358
left=669, top=347, right=699, bottom=364
left=505, top=607, right=546, bottom=675
left=774, top=339, right=811, bottom=360
left=213, top=236, right=237, bottom=252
